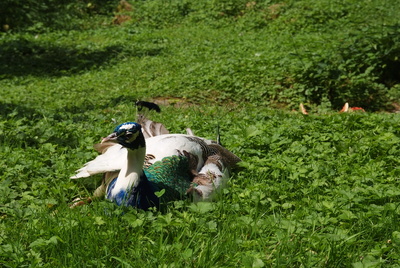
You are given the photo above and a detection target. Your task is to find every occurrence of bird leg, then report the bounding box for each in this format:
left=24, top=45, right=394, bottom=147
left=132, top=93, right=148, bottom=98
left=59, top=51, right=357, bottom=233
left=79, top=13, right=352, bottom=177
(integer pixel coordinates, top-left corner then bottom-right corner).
left=69, top=172, right=116, bottom=208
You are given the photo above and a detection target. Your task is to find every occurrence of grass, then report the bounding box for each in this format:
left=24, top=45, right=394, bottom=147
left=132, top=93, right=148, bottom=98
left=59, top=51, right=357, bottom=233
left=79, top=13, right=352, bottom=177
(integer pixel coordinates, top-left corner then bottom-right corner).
left=1, top=0, right=400, bottom=267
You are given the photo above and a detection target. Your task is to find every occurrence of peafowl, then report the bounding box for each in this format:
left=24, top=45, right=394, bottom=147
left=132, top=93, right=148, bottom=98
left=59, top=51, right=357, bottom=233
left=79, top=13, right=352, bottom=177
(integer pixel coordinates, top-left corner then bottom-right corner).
left=70, top=116, right=240, bottom=210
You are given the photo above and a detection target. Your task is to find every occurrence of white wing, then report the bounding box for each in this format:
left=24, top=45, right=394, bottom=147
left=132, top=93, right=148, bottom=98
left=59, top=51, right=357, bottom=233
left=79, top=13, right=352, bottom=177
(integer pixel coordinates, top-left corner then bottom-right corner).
left=145, top=134, right=210, bottom=170
left=70, top=144, right=127, bottom=179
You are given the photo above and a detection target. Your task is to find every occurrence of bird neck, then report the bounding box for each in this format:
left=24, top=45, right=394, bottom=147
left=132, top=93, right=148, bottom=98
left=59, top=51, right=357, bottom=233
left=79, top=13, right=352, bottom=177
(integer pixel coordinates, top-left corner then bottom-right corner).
left=110, top=146, right=146, bottom=197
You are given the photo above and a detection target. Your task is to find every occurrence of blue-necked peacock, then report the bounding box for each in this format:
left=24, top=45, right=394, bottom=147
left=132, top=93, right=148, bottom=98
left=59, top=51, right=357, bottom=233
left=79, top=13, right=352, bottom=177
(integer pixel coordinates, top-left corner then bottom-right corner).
left=70, top=115, right=240, bottom=210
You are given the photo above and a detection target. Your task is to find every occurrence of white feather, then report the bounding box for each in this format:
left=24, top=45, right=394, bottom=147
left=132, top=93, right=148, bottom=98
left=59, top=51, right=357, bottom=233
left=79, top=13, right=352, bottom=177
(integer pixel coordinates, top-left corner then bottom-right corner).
left=193, top=160, right=230, bottom=201
left=186, top=128, right=194, bottom=136
left=108, top=147, right=146, bottom=199
left=145, top=134, right=209, bottom=170
left=70, top=144, right=127, bottom=179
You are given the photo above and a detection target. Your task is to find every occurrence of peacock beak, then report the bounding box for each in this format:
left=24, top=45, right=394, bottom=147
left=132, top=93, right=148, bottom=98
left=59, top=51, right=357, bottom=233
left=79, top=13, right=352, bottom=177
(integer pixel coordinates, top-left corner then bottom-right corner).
left=101, top=132, right=118, bottom=144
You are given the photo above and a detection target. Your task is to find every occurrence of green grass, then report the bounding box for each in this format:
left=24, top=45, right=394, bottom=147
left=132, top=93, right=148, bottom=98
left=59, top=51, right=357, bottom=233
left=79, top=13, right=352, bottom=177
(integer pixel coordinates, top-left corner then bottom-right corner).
left=1, top=0, right=400, bottom=267
left=2, top=107, right=400, bottom=267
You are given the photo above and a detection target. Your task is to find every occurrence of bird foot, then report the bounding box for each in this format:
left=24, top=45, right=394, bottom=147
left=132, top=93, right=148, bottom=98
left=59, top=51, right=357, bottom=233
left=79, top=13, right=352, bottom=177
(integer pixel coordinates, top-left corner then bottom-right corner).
left=69, top=197, right=93, bottom=208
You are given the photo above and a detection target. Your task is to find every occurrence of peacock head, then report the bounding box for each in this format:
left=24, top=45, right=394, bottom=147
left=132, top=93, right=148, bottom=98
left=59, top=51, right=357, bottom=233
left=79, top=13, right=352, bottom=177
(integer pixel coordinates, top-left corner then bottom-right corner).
left=101, top=122, right=145, bottom=150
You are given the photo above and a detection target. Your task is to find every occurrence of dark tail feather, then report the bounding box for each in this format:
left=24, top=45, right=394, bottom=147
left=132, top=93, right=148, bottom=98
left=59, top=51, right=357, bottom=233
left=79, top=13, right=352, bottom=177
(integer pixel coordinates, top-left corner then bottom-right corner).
left=136, top=101, right=161, bottom=113
left=216, top=124, right=222, bottom=146
left=135, top=100, right=169, bottom=138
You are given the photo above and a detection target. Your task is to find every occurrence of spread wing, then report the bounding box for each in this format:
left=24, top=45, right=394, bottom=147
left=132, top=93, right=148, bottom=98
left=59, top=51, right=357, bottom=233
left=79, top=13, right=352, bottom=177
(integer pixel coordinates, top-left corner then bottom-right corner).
left=70, top=143, right=127, bottom=179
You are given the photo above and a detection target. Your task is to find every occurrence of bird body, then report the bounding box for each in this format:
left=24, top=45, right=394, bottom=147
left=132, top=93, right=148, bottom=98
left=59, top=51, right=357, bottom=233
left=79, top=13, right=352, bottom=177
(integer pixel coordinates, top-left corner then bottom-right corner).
left=71, top=120, right=240, bottom=210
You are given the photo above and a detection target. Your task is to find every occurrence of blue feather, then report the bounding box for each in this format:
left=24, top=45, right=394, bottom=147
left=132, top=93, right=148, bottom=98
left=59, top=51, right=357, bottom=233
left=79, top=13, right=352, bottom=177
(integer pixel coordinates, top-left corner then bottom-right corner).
left=107, top=174, right=159, bottom=210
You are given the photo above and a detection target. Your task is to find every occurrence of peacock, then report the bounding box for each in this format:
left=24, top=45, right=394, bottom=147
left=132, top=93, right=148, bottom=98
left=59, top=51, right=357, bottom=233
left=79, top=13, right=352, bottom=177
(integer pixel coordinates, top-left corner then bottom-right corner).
left=70, top=114, right=240, bottom=210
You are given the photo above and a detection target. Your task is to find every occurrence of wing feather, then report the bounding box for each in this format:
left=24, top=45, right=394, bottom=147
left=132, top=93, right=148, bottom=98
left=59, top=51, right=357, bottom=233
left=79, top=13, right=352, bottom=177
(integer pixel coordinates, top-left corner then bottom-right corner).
left=70, top=144, right=127, bottom=179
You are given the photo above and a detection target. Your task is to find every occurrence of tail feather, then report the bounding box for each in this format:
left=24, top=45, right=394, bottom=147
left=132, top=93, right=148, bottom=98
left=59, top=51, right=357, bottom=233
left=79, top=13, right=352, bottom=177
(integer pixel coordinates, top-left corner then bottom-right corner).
left=187, top=154, right=231, bottom=201
left=186, top=128, right=194, bottom=136
left=216, top=124, right=222, bottom=146
left=208, top=143, right=241, bottom=167
left=136, top=100, right=161, bottom=113
left=136, top=114, right=170, bottom=138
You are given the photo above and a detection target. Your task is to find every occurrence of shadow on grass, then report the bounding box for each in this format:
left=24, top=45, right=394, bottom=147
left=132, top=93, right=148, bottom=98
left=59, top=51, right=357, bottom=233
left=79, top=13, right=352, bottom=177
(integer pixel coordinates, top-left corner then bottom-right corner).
left=0, top=102, right=39, bottom=120
left=0, top=38, right=163, bottom=78
left=0, top=101, right=86, bottom=148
